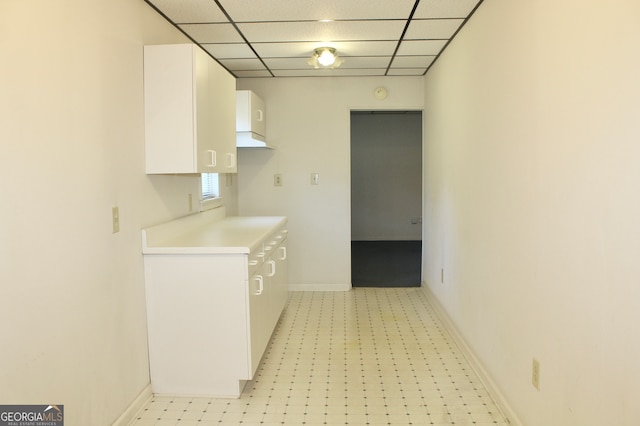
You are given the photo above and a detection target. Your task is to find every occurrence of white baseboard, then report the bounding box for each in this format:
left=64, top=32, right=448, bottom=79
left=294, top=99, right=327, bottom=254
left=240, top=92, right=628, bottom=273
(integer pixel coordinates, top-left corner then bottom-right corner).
left=421, top=284, right=522, bottom=426
left=288, top=283, right=352, bottom=291
left=112, top=384, right=152, bottom=426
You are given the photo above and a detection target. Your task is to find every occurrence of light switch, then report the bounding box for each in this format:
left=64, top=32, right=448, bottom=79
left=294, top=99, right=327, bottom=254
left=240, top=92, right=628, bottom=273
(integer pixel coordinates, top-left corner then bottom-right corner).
left=311, top=173, right=320, bottom=185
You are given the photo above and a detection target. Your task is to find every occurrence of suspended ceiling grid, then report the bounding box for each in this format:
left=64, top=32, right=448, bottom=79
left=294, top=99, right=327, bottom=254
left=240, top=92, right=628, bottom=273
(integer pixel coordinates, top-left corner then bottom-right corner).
left=144, top=0, right=484, bottom=78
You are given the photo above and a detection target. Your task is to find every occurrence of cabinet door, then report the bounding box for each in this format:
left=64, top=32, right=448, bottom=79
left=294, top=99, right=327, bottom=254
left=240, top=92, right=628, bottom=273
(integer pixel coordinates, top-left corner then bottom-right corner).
left=264, top=238, right=288, bottom=335
left=204, top=57, right=237, bottom=173
left=236, top=90, right=266, bottom=138
left=194, top=46, right=216, bottom=173
left=249, top=91, right=266, bottom=138
left=247, top=265, right=270, bottom=378
left=144, top=254, right=250, bottom=395
left=273, top=238, right=288, bottom=318
left=144, top=44, right=236, bottom=174
left=144, top=44, right=198, bottom=174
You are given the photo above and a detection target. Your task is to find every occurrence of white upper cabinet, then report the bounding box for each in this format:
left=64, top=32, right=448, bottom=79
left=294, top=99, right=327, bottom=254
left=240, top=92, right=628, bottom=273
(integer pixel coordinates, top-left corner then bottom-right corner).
left=236, top=90, right=270, bottom=148
left=144, top=44, right=237, bottom=174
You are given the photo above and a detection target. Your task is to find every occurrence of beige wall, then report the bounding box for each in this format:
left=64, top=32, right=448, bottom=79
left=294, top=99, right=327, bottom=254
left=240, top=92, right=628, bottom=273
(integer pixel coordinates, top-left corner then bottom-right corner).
left=4, top=0, right=639, bottom=423
left=236, top=77, right=424, bottom=290
left=0, top=0, right=232, bottom=424
left=423, top=0, right=640, bottom=424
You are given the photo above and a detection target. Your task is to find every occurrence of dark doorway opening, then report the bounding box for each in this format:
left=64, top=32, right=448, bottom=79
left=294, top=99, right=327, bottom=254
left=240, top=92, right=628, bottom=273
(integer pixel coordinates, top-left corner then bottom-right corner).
left=351, top=240, right=421, bottom=287
left=350, top=110, right=422, bottom=287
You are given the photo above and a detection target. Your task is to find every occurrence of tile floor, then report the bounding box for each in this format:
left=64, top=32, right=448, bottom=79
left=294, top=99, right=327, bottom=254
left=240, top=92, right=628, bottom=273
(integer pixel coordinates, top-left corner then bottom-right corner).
left=130, top=288, right=510, bottom=425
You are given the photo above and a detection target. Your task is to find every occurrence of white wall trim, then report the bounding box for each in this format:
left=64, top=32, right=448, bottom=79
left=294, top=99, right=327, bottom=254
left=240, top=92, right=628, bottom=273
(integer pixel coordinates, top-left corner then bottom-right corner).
left=111, top=384, right=152, bottom=426
left=289, top=283, right=352, bottom=292
left=421, top=284, right=522, bottom=426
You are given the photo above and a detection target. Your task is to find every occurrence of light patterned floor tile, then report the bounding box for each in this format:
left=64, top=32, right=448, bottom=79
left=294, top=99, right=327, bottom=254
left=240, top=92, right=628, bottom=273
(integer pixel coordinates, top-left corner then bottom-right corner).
left=130, top=288, right=510, bottom=425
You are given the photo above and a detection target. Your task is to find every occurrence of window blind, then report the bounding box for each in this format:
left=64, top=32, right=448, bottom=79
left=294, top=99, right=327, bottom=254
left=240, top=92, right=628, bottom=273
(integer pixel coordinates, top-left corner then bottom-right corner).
left=201, top=173, right=219, bottom=199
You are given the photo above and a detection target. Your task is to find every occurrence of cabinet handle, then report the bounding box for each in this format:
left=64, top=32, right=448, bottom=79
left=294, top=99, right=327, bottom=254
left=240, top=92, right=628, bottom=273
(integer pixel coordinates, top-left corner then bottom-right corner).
left=278, top=246, right=287, bottom=261
left=208, top=150, right=217, bottom=167
left=267, top=260, right=276, bottom=277
left=226, top=152, right=236, bottom=168
left=254, top=275, right=263, bottom=295
left=256, top=109, right=264, bottom=122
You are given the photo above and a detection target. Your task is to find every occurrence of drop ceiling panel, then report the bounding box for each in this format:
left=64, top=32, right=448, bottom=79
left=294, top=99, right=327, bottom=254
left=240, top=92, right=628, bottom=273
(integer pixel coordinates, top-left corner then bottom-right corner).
left=217, top=58, right=267, bottom=71
left=263, top=56, right=391, bottom=71
left=178, top=23, right=244, bottom=43
left=201, top=43, right=256, bottom=59
left=262, top=58, right=317, bottom=70
left=218, top=0, right=417, bottom=21
left=253, top=41, right=398, bottom=58
left=273, top=69, right=386, bottom=77
left=237, top=20, right=405, bottom=43
left=404, top=19, right=465, bottom=40
left=391, top=56, right=436, bottom=68
left=396, top=40, right=447, bottom=56
left=387, top=68, right=429, bottom=76
left=337, top=56, right=392, bottom=69
left=143, top=0, right=485, bottom=78
left=414, top=0, right=482, bottom=19
left=148, top=0, right=229, bottom=23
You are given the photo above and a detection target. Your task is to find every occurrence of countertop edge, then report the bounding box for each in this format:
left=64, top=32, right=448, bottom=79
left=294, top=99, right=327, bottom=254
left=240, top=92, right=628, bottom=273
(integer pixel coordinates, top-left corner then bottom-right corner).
left=141, top=214, right=287, bottom=255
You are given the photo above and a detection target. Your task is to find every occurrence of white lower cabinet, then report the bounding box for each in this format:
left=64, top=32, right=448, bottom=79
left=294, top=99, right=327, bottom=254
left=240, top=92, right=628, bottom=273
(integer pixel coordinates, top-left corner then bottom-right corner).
left=248, top=260, right=271, bottom=377
left=248, top=233, right=288, bottom=377
left=267, top=233, right=288, bottom=331
left=142, top=216, right=288, bottom=397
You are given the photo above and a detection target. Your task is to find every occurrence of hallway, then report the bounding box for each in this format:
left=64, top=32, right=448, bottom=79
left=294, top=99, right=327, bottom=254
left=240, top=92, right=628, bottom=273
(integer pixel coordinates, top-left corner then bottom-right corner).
left=131, top=289, right=509, bottom=425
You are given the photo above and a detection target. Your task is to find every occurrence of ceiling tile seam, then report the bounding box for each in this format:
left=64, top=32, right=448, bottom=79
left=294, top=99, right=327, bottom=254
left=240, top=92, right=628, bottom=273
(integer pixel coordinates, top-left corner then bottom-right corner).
left=212, top=0, right=274, bottom=77
left=253, top=55, right=437, bottom=59
left=142, top=0, right=237, bottom=77
left=171, top=17, right=464, bottom=25
left=423, top=0, right=486, bottom=76
left=233, top=18, right=408, bottom=24
left=264, top=68, right=392, bottom=71
left=385, top=0, right=421, bottom=76
left=171, top=18, right=405, bottom=27
left=242, top=38, right=449, bottom=43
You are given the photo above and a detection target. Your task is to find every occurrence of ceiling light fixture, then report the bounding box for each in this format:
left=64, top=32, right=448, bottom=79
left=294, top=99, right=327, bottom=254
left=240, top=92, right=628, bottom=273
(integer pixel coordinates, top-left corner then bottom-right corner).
left=307, top=47, right=344, bottom=69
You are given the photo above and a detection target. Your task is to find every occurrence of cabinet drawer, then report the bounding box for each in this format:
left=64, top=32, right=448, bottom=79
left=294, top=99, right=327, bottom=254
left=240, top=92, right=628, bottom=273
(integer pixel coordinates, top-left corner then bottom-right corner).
left=248, top=250, right=264, bottom=277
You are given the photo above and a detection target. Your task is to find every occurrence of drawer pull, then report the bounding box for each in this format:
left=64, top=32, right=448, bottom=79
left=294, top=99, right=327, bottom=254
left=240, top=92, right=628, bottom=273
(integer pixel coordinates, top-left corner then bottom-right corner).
left=278, top=246, right=287, bottom=261
left=254, top=275, right=264, bottom=295
left=208, top=150, right=216, bottom=167
left=226, top=152, right=236, bottom=168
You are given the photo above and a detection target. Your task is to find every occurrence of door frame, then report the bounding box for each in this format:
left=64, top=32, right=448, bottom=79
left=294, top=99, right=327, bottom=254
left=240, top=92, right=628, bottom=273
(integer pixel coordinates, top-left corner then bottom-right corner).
left=348, top=108, right=425, bottom=287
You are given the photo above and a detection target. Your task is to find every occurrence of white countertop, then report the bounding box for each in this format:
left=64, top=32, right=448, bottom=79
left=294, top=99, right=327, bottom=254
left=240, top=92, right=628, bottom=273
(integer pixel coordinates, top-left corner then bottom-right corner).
left=142, top=210, right=287, bottom=255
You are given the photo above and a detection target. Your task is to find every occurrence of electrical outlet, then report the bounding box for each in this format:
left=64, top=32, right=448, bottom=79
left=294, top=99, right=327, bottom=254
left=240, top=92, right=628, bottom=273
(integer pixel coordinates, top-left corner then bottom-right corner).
left=112, top=206, right=120, bottom=234
left=274, top=173, right=283, bottom=186
left=311, top=173, right=320, bottom=185
left=532, top=358, right=540, bottom=390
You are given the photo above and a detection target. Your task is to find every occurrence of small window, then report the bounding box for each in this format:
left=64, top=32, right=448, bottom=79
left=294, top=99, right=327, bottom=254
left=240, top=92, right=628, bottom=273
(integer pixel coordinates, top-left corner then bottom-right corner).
left=201, top=173, right=219, bottom=199
left=200, top=173, right=222, bottom=211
